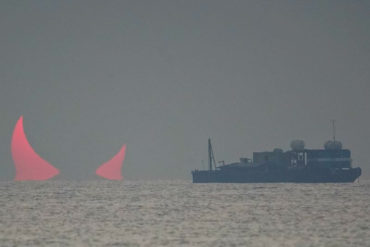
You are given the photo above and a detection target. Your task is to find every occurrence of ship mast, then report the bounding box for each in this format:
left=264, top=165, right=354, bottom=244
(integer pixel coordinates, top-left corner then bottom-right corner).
left=208, top=138, right=217, bottom=171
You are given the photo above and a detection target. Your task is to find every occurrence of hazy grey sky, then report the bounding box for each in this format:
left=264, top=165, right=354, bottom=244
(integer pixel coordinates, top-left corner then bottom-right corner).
left=1, top=0, right=369, bottom=180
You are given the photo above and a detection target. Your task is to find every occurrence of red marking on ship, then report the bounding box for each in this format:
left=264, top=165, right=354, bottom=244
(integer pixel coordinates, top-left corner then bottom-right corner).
left=96, top=145, right=126, bottom=180
left=11, top=116, right=59, bottom=181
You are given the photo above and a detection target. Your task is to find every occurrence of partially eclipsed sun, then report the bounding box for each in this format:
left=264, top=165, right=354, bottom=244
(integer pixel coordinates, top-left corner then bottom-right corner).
left=96, top=145, right=126, bottom=180
left=11, top=116, right=59, bottom=181
left=11, top=116, right=126, bottom=181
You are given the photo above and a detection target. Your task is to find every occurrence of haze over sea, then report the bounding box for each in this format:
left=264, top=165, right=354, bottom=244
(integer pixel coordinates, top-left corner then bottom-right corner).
left=1, top=180, right=369, bottom=246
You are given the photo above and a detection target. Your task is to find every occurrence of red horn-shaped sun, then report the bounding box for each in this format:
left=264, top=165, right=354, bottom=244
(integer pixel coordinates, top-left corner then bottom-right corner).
left=96, top=145, right=126, bottom=180
left=11, top=116, right=59, bottom=181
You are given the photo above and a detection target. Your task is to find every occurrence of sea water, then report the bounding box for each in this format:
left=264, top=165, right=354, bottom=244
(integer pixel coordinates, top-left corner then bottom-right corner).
left=0, top=180, right=369, bottom=246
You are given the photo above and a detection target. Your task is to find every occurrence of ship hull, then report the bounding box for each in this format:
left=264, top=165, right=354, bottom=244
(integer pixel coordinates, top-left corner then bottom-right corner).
left=192, top=167, right=361, bottom=183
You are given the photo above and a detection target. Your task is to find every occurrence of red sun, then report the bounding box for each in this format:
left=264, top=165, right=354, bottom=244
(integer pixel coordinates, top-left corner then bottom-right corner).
left=11, top=116, right=59, bottom=181
left=96, top=145, right=126, bottom=180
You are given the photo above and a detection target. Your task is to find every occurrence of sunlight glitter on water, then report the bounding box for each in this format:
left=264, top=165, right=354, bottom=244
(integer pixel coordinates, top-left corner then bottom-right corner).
left=0, top=180, right=369, bottom=246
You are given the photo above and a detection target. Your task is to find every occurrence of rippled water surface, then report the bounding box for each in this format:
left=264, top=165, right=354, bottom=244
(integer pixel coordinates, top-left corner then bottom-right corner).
left=0, top=180, right=369, bottom=246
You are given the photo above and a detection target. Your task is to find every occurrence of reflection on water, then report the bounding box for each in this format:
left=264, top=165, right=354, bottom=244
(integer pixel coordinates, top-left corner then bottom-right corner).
left=0, top=180, right=369, bottom=246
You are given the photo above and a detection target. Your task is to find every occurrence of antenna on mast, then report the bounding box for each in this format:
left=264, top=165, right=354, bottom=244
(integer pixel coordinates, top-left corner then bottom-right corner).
left=331, top=119, right=336, bottom=141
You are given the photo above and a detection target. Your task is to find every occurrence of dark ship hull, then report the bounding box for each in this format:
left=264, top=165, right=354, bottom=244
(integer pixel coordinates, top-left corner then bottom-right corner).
left=192, top=167, right=361, bottom=183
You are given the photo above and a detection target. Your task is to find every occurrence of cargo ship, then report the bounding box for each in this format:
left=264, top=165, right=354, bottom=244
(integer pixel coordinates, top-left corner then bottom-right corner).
left=192, top=126, right=361, bottom=183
